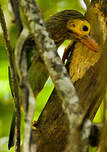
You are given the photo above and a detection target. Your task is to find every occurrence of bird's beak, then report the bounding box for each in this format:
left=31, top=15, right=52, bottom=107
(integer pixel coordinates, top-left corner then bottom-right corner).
left=80, top=35, right=99, bottom=52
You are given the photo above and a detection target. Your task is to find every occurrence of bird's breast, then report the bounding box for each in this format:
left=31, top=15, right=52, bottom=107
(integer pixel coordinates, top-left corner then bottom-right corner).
left=68, top=42, right=101, bottom=83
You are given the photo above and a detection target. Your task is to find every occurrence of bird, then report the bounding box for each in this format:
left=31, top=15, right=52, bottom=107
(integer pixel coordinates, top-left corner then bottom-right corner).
left=46, top=10, right=99, bottom=83
left=8, top=9, right=99, bottom=150
left=46, top=10, right=98, bottom=50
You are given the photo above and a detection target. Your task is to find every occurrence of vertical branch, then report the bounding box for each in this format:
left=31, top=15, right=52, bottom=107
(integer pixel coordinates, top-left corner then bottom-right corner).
left=0, top=4, right=20, bottom=152
left=15, top=28, right=36, bottom=152
left=10, top=0, right=23, bottom=34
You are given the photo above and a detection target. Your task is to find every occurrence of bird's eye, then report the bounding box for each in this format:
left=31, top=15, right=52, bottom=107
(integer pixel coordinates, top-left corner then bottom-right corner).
left=82, top=25, right=88, bottom=31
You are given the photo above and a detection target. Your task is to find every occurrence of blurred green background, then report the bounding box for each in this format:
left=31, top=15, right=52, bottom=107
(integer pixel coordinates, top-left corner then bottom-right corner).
left=0, top=0, right=106, bottom=152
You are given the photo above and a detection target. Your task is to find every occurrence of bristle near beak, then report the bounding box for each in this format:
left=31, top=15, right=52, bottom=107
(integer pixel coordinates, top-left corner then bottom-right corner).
left=80, top=35, right=99, bottom=52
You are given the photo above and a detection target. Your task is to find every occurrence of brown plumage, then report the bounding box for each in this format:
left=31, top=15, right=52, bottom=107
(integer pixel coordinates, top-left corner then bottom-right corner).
left=46, top=10, right=86, bottom=47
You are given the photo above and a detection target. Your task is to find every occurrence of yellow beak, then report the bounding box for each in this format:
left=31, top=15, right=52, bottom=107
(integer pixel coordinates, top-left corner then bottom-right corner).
left=80, top=35, right=99, bottom=52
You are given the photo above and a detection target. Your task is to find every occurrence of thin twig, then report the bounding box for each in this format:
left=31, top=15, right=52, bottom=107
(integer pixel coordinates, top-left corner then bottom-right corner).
left=0, top=4, right=20, bottom=152
left=15, top=27, right=29, bottom=79
left=15, top=27, right=36, bottom=152
left=20, top=0, right=92, bottom=152
left=10, top=0, right=23, bottom=34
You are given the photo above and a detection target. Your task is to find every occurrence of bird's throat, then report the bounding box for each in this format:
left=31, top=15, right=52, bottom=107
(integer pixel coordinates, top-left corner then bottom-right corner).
left=67, top=42, right=101, bottom=83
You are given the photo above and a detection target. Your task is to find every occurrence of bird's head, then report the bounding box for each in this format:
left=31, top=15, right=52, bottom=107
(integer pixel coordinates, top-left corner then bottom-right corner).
left=67, top=19, right=90, bottom=37
left=46, top=10, right=99, bottom=51
left=67, top=18, right=98, bottom=52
